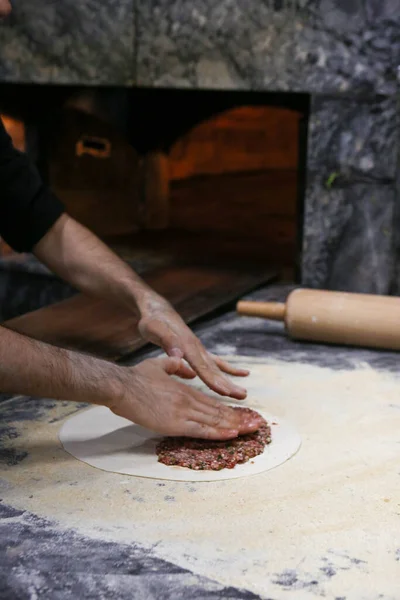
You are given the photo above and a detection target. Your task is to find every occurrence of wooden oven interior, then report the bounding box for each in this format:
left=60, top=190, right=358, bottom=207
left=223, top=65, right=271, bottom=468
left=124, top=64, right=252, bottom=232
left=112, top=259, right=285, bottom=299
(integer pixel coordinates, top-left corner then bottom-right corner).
left=0, top=86, right=309, bottom=360
left=50, top=88, right=306, bottom=274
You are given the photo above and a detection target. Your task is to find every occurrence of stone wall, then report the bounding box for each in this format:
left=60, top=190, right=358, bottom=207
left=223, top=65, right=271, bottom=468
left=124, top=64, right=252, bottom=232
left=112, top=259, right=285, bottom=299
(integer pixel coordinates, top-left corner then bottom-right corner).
left=0, top=1, right=135, bottom=84
left=1, top=0, right=399, bottom=292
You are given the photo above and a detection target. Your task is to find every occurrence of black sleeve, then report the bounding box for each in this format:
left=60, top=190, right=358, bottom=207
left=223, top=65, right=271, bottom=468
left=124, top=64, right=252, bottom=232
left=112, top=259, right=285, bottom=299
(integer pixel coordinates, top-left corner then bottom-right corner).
left=0, top=117, right=65, bottom=252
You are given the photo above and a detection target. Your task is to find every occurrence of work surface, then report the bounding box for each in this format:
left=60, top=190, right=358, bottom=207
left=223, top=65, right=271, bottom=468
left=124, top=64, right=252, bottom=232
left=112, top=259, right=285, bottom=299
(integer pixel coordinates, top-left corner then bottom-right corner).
left=1, top=285, right=400, bottom=600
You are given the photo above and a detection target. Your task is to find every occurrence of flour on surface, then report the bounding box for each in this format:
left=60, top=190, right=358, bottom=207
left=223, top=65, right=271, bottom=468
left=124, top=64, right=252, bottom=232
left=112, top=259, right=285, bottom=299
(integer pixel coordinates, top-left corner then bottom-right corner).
left=2, top=357, right=400, bottom=599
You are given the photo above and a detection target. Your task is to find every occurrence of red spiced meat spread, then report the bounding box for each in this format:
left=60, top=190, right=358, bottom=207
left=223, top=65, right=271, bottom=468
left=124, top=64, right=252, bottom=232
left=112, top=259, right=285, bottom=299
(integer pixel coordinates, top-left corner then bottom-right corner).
left=156, top=407, right=271, bottom=471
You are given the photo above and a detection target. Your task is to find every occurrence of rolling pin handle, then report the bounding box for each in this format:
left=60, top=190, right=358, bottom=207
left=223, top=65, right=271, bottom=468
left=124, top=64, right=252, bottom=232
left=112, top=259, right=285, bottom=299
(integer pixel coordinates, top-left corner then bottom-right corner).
left=236, top=301, right=286, bottom=322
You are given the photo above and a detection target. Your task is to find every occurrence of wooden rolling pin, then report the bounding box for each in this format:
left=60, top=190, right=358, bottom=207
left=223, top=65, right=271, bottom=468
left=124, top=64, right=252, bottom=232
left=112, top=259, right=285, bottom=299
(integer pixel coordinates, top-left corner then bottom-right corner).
left=237, top=288, right=400, bottom=351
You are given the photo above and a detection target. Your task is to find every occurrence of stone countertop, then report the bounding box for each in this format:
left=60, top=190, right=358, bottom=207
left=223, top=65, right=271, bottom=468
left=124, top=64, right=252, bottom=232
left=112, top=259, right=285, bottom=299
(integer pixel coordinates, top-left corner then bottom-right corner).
left=1, top=284, right=400, bottom=600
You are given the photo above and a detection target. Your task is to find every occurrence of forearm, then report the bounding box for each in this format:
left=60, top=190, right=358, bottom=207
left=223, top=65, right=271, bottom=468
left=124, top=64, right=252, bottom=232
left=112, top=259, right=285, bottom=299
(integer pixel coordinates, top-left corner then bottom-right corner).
left=0, top=325, right=122, bottom=405
left=33, top=214, right=161, bottom=317
left=32, top=214, right=247, bottom=401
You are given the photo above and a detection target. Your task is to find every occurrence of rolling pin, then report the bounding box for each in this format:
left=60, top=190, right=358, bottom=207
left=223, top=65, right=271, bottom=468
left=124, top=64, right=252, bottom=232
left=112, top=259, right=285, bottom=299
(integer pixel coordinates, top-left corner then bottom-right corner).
left=236, top=288, right=400, bottom=351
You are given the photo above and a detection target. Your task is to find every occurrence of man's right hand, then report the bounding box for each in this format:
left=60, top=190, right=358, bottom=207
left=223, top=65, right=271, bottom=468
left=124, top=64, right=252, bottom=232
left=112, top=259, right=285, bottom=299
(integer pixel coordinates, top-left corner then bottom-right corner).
left=109, top=356, right=263, bottom=440
left=0, top=324, right=261, bottom=441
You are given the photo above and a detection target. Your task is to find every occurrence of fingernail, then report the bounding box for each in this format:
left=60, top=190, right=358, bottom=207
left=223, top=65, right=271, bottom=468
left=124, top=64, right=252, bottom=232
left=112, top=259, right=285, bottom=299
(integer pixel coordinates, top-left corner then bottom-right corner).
left=234, top=387, right=247, bottom=397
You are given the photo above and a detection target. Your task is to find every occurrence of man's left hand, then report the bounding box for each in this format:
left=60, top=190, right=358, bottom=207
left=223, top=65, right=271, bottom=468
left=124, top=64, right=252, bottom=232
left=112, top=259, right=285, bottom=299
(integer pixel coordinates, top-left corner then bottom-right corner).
left=138, top=296, right=249, bottom=400
left=34, top=215, right=249, bottom=399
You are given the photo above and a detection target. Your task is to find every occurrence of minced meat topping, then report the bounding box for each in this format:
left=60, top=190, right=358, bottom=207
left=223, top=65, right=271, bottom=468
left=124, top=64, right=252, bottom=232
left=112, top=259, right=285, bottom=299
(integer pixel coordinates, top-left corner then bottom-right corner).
left=156, top=407, right=271, bottom=471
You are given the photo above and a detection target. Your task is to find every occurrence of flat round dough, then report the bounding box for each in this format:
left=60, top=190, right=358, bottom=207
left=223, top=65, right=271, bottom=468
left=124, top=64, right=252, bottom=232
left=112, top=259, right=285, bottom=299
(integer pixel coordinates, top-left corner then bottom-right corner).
left=59, top=405, right=301, bottom=482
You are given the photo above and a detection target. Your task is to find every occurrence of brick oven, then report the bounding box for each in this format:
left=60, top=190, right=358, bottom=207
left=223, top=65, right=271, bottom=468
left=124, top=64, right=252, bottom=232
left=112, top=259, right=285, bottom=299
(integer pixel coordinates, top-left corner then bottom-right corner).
left=0, top=1, right=399, bottom=336
left=0, top=84, right=308, bottom=268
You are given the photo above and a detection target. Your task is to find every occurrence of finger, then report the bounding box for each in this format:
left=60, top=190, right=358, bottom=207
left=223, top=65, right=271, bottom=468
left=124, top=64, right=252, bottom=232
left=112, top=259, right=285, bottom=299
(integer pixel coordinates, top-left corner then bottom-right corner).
left=189, top=388, right=237, bottom=415
left=237, top=413, right=264, bottom=434
left=179, top=382, right=253, bottom=427
left=184, top=341, right=247, bottom=400
left=190, top=398, right=263, bottom=434
left=175, top=382, right=236, bottom=422
left=183, top=421, right=239, bottom=440
left=157, top=356, right=196, bottom=380
left=158, top=355, right=184, bottom=376
left=188, top=397, right=244, bottom=430
left=189, top=409, right=239, bottom=431
left=174, top=361, right=197, bottom=380
left=211, top=355, right=250, bottom=377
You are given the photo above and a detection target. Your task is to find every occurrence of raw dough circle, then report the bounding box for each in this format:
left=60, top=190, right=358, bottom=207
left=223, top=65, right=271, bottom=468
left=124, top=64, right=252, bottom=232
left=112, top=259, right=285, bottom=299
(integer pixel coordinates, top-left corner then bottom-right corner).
left=59, top=405, right=301, bottom=482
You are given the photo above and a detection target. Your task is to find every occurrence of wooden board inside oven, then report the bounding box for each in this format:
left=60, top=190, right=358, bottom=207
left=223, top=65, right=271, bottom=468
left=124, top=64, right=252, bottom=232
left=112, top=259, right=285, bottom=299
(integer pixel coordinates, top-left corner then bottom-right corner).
left=2, top=265, right=276, bottom=361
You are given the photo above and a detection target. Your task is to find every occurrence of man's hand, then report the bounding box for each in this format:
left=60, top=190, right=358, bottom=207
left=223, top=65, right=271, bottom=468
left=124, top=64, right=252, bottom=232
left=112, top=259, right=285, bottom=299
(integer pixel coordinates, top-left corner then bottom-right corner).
left=0, top=327, right=261, bottom=441
left=35, top=215, right=250, bottom=400
left=109, top=356, right=260, bottom=439
left=137, top=296, right=249, bottom=400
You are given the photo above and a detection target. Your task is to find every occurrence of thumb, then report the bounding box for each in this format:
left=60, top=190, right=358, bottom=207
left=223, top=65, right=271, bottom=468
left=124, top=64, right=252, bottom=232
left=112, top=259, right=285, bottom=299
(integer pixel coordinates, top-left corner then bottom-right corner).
left=159, top=356, right=196, bottom=379
left=159, top=355, right=183, bottom=376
